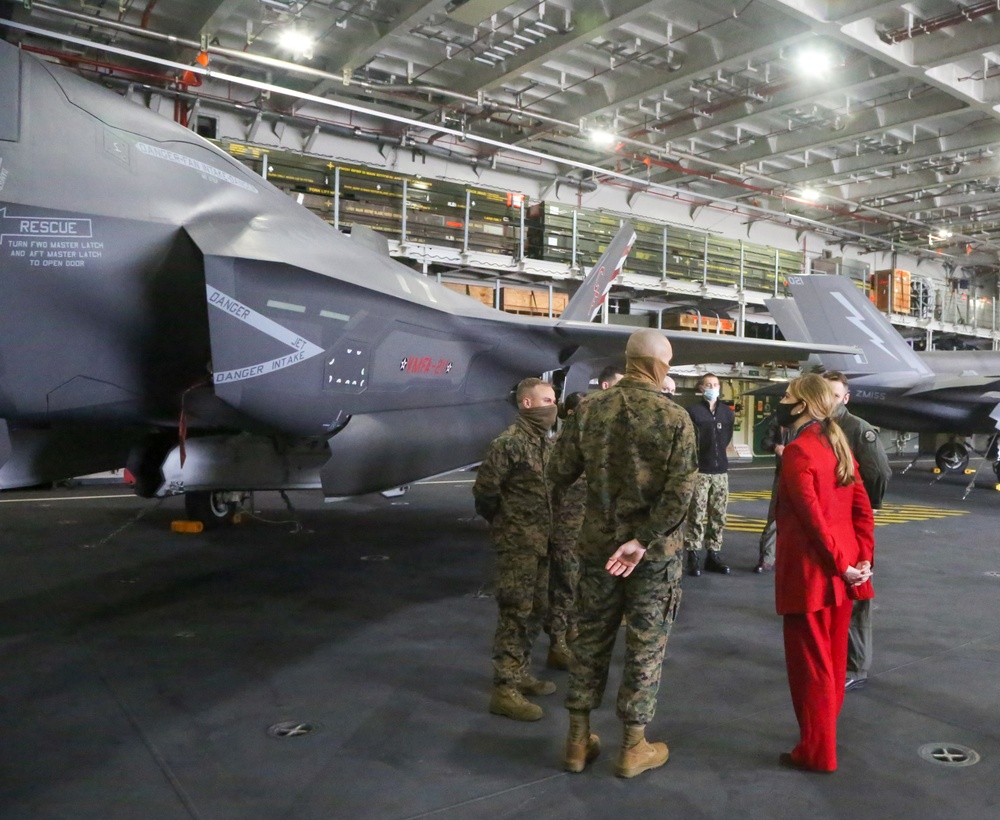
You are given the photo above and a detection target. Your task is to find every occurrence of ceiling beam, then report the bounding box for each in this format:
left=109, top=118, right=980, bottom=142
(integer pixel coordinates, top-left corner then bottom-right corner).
left=308, top=0, right=453, bottom=95
left=761, top=121, right=1000, bottom=187
left=911, top=26, right=1000, bottom=69
left=647, top=91, right=966, bottom=186
left=448, top=0, right=669, bottom=96
left=645, top=58, right=895, bottom=147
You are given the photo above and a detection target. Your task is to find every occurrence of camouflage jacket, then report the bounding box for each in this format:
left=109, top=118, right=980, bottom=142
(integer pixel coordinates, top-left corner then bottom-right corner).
left=548, top=377, right=698, bottom=562
left=837, top=408, right=891, bottom=509
left=551, top=475, right=586, bottom=546
left=473, top=416, right=553, bottom=555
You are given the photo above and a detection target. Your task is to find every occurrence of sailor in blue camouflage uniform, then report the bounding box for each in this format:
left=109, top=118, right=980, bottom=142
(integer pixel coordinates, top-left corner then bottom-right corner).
left=473, top=377, right=559, bottom=721
left=549, top=329, right=697, bottom=778
left=823, top=371, right=891, bottom=692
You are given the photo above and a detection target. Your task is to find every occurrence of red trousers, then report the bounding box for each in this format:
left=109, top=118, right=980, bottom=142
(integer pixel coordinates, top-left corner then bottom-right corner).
left=782, top=599, right=852, bottom=771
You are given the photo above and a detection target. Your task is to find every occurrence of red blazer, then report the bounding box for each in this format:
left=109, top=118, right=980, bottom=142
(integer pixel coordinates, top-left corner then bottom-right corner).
left=775, top=423, right=875, bottom=615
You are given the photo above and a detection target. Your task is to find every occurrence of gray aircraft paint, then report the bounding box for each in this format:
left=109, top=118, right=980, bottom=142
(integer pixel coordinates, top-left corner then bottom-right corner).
left=0, top=41, right=855, bottom=498
left=767, top=275, right=1000, bottom=436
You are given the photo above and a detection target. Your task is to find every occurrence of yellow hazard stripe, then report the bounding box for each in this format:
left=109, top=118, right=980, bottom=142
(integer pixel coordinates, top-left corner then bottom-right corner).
left=722, top=501, right=968, bottom=531
left=723, top=514, right=768, bottom=532
left=728, top=491, right=774, bottom=501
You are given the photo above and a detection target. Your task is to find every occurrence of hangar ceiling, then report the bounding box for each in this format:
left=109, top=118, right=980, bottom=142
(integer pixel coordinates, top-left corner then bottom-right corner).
left=3, top=0, right=1000, bottom=270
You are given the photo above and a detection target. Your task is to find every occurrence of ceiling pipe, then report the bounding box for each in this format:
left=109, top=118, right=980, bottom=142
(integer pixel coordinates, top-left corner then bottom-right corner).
left=4, top=15, right=996, bottom=263
left=98, top=75, right=597, bottom=192
left=879, top=1, right=1000, bottom=44
left=28, top=1, right=577, bottom=130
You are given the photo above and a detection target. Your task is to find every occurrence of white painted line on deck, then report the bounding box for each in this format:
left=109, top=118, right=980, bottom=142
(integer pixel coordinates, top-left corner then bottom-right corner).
left=0, top=493, right=141, bottom=504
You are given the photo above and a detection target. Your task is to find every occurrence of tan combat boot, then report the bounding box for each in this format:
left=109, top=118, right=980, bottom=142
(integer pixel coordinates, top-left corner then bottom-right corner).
left=546, top=633, right=573, bottom=671
left=564, top=710, right=600, bottom=773
left=517, top=671, right=557, bottom=696
left=614, top=723, right=669, bottom=778
left=489, top=686, right=543, bottom=721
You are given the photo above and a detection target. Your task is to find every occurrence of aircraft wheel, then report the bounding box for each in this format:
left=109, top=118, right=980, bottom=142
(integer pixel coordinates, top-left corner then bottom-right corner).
left=185, top=490, right=238, bottom=528
left=934, top=442, right=970, bottom=473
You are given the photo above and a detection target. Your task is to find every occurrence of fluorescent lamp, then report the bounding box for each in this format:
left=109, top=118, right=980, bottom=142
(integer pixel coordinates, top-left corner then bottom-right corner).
left=589, top=129, right=616, bottom=147
left=795, top=47, right=833, bottom=77
left=279, top=29, right=315, bottom=58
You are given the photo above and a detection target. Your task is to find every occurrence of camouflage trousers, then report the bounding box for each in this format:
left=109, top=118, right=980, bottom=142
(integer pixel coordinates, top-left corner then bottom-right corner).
left=566, top=552, right=683, bottom=726
left=546, top=532, right=581, bottom=639
left=492, top=550, right=549, bottom=687
left=684, top=472, right=729, bottom=553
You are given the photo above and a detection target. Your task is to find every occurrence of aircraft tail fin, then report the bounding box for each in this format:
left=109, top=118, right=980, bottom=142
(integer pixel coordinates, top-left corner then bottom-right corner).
left=559, top=222, right=637, bottom=323
left=766, top=275, right=933, bottom=378
left=350, top=224, right=391, bottom=257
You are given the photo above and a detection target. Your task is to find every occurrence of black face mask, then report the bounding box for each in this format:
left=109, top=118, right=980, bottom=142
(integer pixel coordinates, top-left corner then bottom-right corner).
left=776, top=401, right=805, bottom=428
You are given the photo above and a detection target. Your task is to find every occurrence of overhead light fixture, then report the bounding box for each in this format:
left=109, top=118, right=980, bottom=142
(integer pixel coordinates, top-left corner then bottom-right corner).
left=932, top=228, right=953, bottom=241
left=589, top=129, right=616, bottom=148
left=794, top=47, right=834, bottom=77
left=798, top=187, right=821, bottom=202
left=260, top=0, right=305, bottom=11
left=279, top=29, right=315, bottom=59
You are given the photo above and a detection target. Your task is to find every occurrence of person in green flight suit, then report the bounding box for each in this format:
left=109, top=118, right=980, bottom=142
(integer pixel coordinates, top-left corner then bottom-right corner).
left=822, top=371, right=891, bottom=692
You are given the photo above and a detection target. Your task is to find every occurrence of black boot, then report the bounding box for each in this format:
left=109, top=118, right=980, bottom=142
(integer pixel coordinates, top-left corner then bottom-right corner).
left=685, top=551, right=701, bottom=577
left=705, top=551, right=730, bottom=574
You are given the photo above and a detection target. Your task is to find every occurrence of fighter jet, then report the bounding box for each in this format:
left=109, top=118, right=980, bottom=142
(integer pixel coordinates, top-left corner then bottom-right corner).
left=766, top=275, right=1000, bottom=482
left=0, top=41, right=856, bottom=524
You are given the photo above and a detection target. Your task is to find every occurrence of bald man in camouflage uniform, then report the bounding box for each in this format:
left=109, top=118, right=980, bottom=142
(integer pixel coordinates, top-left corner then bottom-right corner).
left=549, top=329, right=697, bottom=778
left=823, top=371, right=891, bottom=692
left=474, top=377, right=559, bottom=721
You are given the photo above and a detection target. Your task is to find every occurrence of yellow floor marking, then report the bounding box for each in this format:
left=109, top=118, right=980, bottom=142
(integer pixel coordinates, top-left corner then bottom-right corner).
left=728, top=490, right=774, bottom=501
left=723, top=514, right=769, bottom=532
left=722, top=499, right=970, bottom=531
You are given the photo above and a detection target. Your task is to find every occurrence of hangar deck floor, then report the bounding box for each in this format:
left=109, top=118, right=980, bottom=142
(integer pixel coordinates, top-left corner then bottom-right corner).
left=1, top=462, right=998, bottom=819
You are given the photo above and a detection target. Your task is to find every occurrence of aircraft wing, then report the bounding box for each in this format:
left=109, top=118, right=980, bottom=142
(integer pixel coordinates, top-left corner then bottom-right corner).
left=903, top=375, right=1000, bottom=396
left=543, top=321, right=860, bottom=367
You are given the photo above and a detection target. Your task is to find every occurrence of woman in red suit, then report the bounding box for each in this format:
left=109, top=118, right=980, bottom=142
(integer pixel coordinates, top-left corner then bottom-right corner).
left=775, top=374, right=874, bottom=772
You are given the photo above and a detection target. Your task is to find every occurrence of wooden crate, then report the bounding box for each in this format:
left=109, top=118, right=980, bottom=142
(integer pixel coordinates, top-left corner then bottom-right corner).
left=871, top=269, right=911, bottom=313
left=442, top=282, right=496, bottom=308
left=500, top=287, right=569, bottom=317
left=662, top=313, right=735, bottom=333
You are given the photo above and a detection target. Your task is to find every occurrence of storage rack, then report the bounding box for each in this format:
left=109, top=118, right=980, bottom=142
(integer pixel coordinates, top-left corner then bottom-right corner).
left=221, top=141, right=1000, bottom=344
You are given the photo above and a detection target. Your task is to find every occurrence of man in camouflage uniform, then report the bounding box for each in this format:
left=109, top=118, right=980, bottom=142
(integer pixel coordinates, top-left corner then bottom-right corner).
left=546, top=392, right=587, bottom=671
left=549, top=329, right=697, bottom=778
left=473, top=377, right=559, bottom=721
left=684, top=373, right=734, bottom=576
left=823, top=371, right=891, bottom=692
left=597, top=363, right=624, bottom=391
